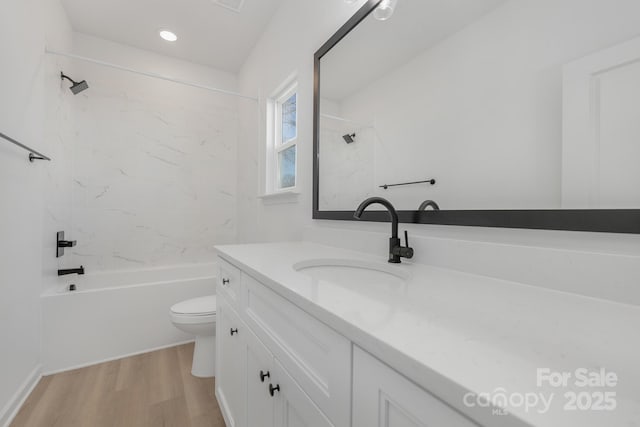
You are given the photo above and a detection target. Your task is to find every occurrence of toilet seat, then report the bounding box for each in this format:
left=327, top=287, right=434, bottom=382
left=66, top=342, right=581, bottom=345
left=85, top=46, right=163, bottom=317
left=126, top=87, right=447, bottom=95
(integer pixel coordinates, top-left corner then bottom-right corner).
left=171, top=312, right=216, bottom=324
left=171, top=295, right=217, bottom=316
left=170, top=295, right=217, bottom=325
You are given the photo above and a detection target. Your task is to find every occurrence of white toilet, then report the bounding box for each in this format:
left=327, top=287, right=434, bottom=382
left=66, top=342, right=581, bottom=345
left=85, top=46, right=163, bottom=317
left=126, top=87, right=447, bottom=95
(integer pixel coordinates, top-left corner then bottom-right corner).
left=170, top=295, right=217, bottom=378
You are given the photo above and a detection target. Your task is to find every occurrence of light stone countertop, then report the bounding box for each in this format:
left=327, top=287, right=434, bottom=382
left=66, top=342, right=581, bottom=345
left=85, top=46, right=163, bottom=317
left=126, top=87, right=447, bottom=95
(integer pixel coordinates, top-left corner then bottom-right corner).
left=216, top=241, right=640, bottom=427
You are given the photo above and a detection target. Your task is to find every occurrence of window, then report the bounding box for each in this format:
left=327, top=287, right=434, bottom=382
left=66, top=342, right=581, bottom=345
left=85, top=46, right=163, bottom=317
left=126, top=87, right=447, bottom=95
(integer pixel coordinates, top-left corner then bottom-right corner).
left=266, top=79, right=298, bottom=194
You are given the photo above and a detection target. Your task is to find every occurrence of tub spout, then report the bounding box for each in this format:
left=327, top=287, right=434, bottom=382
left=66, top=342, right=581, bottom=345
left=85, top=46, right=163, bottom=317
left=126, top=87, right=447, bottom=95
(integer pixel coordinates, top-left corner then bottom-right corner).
left=58, top=266, right=85, bottom=276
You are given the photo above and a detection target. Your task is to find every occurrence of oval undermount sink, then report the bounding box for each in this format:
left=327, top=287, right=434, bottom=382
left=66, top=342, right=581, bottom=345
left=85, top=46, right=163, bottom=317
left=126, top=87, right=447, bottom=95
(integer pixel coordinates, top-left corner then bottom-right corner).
left=293, top=258, right=410, bottom=288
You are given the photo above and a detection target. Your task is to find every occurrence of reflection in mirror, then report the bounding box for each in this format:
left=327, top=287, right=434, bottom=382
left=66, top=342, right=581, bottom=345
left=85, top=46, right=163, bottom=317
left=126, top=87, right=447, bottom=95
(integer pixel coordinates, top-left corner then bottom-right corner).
left=318, top=0, right=640, bottom=211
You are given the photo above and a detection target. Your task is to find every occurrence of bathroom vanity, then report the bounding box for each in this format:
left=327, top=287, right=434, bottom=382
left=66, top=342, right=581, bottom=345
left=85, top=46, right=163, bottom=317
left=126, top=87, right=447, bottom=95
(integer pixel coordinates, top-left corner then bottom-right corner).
left=215, top=242, right=639, bottom=427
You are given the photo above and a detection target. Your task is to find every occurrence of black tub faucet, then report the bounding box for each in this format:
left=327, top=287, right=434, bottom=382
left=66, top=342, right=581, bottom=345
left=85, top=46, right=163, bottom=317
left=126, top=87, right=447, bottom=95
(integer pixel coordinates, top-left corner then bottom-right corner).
left=354, top=197, right=414, bottom=263
left=58, top=266, right=85, bottom=276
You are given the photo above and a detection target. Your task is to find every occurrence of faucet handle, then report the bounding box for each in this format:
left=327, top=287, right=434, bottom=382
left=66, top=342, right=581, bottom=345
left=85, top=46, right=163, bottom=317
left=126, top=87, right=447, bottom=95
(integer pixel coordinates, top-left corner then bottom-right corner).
left=401, top=230, right=414, bottom=259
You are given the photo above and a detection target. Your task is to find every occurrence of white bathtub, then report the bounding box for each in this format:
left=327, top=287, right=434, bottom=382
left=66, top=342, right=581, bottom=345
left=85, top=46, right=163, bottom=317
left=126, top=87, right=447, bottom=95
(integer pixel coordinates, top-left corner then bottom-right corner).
left=41, top=263, right=216, bottom=374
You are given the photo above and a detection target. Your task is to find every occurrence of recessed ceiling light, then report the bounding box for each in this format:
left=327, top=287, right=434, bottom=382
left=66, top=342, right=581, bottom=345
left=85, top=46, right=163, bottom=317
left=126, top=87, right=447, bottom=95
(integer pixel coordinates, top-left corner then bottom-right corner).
left=159, top=30, right=178, bottom=42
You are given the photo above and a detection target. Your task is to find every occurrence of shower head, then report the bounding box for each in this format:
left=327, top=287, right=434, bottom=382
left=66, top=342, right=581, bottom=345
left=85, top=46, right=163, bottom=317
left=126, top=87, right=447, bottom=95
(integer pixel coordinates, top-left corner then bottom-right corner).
left=61, top=72, right=89, bottom=95
left=342, top=133, right=356, bottom=144
left=70, top=80, right=89, bottom=95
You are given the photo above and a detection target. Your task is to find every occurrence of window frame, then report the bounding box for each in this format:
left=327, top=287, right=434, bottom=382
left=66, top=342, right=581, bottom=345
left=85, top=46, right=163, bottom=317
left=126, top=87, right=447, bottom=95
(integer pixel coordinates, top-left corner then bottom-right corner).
left=266, top=79, right=299, bottom=195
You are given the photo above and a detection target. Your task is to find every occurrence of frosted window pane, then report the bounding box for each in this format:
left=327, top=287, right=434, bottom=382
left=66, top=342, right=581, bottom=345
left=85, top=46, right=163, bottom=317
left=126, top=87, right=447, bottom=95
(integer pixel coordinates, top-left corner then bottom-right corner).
left=278, top=145, right=296, bottom=188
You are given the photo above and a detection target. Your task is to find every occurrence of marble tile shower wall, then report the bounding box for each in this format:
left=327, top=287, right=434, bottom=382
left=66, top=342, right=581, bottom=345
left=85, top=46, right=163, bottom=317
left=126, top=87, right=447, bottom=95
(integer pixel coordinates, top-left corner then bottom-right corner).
left=44, top=56, right=75, bottom=282
left=46, top=62, right=240, bottom=273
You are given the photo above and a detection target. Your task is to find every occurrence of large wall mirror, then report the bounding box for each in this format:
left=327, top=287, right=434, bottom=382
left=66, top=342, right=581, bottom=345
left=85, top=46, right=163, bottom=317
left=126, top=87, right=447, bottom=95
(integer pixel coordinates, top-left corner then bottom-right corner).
left=313, top=0, right=640, bottom=233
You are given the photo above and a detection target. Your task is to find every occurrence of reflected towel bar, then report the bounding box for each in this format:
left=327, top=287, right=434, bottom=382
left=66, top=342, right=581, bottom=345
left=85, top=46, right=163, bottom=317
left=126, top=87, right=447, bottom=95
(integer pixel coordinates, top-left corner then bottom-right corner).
left=0, top=131, right=51, bottom=162
left=380, top=179, right=436, bottom=190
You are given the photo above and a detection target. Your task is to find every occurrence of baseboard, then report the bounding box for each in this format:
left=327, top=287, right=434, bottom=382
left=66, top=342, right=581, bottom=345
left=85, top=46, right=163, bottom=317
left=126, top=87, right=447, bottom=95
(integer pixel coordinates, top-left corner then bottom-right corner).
left=215, top=387, right=234, bottom=427
left=0, top=364, right=42, bottom=427
left=42, top=339, right=195, bottom=376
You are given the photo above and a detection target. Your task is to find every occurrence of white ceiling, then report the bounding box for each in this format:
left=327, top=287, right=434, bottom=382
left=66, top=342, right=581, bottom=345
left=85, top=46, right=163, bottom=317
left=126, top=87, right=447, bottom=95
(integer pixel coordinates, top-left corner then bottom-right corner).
left=61, top=0, right=285, bottom=72
left=321, top=0, right=508, bottom=101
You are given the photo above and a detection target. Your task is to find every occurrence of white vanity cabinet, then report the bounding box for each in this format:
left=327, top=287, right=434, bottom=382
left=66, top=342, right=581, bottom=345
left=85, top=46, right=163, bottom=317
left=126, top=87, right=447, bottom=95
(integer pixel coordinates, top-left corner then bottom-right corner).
left=272, top=358, right=334, bottom=427
left=216, top=297, right=247, bottom=427
left=216, top=256, right=476, bottom=427
left=352, top=346, right=478, bottom=427
left=216, top=259, right=340, bottom=427
left=245, top=327, right=275, bottom=427
left=243, top=321, right=333, bottom=427
left=241, top=273, right=351, bottom=426
left=218, top=258, right=242, bottom=309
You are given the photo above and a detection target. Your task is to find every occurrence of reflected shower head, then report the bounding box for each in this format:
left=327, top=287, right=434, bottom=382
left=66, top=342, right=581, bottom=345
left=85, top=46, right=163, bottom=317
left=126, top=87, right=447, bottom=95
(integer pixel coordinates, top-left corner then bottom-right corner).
left=342, top=133, right=356, bottom=144
left=61, top=72, right=89, bottom=95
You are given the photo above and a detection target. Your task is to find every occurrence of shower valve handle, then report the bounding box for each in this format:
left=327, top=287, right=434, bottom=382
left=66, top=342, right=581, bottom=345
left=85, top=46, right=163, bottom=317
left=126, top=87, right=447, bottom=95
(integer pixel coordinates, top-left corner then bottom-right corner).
left=58, top=240, right=76, bottom=248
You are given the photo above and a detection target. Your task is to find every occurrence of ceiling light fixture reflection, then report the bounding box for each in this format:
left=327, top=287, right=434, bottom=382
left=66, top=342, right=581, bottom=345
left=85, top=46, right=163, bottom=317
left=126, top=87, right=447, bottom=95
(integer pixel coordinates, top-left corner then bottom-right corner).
left=373, top=0, right=397, bottom=21
left=159, top=30, right=178, bottom=42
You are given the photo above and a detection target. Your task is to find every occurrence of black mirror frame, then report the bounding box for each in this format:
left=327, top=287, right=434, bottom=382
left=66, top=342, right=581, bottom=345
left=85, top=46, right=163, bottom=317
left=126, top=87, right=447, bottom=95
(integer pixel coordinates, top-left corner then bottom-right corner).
left=312, top=0, right=640, bottom=234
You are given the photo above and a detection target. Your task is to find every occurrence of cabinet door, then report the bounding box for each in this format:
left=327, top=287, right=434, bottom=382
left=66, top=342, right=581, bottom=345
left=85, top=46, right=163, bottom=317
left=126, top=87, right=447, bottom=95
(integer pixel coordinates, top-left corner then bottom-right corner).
left=273, top=359, right=334, bottom=427
left=246, top=329, right=275, bottom=427
left=353, top=347, right=478, bottom=427
left=215, top=298, right=246, bottom=427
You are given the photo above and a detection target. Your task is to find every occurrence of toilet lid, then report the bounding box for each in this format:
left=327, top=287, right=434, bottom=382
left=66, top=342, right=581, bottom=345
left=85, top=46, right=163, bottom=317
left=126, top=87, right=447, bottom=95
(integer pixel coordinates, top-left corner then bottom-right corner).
left=171, top=295, right=217, bottom=316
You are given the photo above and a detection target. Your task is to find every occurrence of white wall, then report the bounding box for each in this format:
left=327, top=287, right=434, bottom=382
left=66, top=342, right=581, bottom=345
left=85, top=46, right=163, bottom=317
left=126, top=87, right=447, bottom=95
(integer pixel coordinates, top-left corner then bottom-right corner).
left=44, top=33, right=248, bottom=277
left=0, top=0, right=72, bottom=423
left=236, top=0, right=368, bottom=243
left=237, top=0, right=640, bottom=305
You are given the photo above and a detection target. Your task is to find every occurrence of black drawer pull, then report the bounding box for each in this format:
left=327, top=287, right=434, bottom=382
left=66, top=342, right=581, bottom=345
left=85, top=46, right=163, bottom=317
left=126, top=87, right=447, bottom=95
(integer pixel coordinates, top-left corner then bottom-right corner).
left=230, top=328, right=238, bottom=336
left=269, top=384, right=280, bottom=397
left=222, top=278, right=230, bottom=285
left=260, top=370, right=270, bottom=382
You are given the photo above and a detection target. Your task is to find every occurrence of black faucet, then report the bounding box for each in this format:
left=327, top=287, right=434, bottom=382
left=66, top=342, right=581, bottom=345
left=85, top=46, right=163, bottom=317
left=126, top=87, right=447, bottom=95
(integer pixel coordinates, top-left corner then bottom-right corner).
left=418, top=200, right=440, bottom=211
left=58, top=266, right=85, bottom=276
left=354, top=197, right=414, bottom=263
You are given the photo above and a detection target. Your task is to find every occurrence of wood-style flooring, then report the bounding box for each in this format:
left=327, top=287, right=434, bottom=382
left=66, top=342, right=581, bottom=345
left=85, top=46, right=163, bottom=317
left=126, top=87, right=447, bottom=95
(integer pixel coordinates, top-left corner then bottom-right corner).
left=11, top=343, right=226, bottom=427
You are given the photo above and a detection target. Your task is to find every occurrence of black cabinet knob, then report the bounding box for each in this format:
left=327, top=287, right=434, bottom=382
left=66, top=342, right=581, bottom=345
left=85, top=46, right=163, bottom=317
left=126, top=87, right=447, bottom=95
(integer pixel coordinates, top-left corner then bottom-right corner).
left=222, top=278, right=230, bottom=285
left=230, top=328, right=238, bottom=336
left=260, top=370, right=270, bottom=382
left=269, top=384, right=280, bottom=397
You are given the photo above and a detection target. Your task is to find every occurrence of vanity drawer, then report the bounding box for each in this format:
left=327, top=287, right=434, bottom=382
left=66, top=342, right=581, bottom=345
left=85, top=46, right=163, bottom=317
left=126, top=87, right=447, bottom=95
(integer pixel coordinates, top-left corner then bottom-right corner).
left=217, top=257, right=241, bottom=309
left=242, top=273, right=351, bottom=427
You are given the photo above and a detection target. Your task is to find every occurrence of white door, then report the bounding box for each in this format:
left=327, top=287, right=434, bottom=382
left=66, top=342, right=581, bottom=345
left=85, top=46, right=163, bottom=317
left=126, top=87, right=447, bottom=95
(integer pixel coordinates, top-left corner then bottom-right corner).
left=246, top=328, right=275, bottom=427
left=215, top=298, right=246, bottom=427
left=563, top=36, right=640, bottom=208
left=352, top=347, right=477, bottom=427
left=273, top=359, right=334, bottom=427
